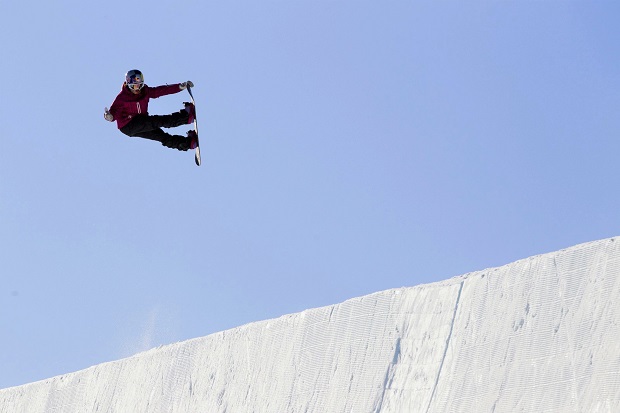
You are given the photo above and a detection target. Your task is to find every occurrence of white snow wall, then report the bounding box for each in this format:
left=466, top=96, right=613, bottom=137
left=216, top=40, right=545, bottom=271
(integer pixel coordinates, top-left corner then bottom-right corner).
left=2, top=237, right=620, bottom=413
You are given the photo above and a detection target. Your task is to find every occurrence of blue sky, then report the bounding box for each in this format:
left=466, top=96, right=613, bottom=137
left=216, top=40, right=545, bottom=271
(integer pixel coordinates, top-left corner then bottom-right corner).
left=1, top=0, right=619, bottom=389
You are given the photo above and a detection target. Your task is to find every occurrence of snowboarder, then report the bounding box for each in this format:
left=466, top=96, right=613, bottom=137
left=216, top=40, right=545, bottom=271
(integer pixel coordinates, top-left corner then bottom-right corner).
left=104, top=69, right=198, bottom=151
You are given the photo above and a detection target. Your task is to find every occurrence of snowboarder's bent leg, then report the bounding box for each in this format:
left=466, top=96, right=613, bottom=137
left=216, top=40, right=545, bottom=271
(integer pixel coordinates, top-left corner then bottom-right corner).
left=148, top=111, right=190, bottom=129
left=131, top=128, right=192, bottom=151
left=120, top=113, right=192, bottom=151
left=121, top=112, right=189, bottom=136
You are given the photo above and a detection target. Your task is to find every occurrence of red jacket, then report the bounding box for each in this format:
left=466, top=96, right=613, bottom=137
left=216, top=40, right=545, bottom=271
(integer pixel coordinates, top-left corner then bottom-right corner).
left=109, top=83, right=182, bottom=129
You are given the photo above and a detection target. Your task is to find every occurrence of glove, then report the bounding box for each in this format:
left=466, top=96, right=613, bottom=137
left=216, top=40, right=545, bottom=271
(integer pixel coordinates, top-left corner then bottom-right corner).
left=104, top=107, right=114, bottom=122
left=179, top=80, right=194, bottom=90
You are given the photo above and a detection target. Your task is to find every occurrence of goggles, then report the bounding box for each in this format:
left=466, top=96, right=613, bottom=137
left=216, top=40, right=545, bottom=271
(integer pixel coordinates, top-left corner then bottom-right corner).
left=127, top=80, right=144, bottom=91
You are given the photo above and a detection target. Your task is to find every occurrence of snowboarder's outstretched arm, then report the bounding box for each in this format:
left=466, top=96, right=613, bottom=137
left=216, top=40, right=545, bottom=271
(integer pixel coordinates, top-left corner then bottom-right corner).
left=148, top=81, right=194, bottom=99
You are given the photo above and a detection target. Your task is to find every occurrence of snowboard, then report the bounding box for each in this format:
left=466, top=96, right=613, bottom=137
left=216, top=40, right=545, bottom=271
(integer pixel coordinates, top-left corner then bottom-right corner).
left=186, top=85, right=201, bottom=166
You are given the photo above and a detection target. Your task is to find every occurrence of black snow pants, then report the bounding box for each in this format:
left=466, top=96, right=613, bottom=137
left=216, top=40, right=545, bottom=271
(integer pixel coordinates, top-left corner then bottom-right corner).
left=120, top=110, right=190, bottom=150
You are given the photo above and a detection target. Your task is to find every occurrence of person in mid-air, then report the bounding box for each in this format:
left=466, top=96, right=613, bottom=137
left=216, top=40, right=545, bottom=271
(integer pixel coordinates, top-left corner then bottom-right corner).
left=104, top=69, right=197, bottom=151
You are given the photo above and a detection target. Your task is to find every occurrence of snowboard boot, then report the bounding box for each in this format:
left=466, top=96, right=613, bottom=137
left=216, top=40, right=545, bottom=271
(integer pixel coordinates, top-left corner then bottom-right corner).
left=184, top=102, right=196, bottom=124
left=187, top=130, right=198, bottom=150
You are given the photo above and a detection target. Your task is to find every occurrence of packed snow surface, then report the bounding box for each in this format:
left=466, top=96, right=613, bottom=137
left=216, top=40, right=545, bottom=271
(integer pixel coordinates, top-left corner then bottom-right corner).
left=2, top=237, right=620, bottom=412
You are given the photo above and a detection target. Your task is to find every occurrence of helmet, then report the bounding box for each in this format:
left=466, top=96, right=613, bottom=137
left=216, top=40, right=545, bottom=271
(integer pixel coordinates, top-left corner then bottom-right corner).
left=125, top=69, right=144, bottom=91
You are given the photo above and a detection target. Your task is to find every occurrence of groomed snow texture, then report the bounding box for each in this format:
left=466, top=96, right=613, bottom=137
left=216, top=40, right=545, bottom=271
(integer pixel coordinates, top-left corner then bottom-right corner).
left=2, top=237, right=620, bottom=412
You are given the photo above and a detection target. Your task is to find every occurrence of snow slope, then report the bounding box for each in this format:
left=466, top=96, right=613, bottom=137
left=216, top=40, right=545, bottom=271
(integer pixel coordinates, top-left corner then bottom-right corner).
left=2, top=237, right=620, bottom=412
